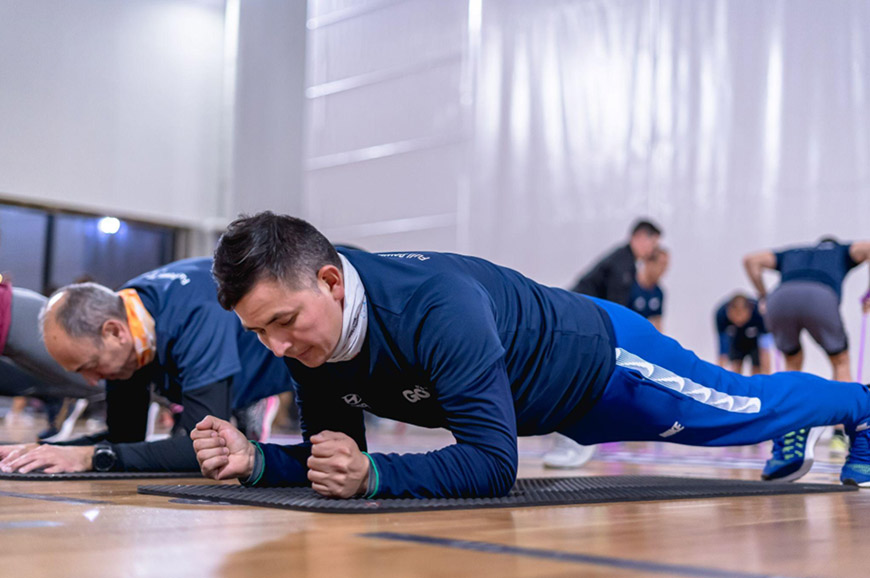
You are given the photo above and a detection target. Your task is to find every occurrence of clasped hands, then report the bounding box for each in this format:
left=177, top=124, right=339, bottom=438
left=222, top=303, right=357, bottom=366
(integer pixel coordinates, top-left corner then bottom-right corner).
left=190, top=416, right=370, bottom=498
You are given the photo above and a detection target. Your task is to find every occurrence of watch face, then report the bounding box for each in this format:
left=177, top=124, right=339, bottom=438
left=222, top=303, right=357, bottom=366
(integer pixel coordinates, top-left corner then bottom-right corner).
left=93, top=447, right=116, bottom=472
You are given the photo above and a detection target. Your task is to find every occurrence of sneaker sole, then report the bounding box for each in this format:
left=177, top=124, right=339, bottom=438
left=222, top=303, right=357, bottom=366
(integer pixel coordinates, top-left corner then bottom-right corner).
left=841, top=478, right=870, bottom=487
left=767, top=426, right=825, bottom=483
left=542, top=446, right=597, bottom=469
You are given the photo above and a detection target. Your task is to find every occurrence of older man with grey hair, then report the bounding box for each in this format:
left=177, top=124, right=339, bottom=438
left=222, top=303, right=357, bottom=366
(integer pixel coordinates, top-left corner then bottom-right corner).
left=0, top=258, right=294, bottom=474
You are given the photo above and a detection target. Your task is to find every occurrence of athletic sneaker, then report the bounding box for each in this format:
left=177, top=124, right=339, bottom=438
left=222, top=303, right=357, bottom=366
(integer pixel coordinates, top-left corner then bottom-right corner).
left=829, top=429, right=849, bottom=458
left=761, top=427, right=823, bottom=482
left=542, top=435, right=597, bottom=469
left=840, top=426, right=870, bottom=486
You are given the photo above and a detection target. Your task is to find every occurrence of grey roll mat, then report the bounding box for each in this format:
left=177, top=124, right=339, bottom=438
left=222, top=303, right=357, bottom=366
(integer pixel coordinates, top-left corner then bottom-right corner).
left=0, top=471, right=202, bottom=481
left=138, top=475, right=856, bottom=513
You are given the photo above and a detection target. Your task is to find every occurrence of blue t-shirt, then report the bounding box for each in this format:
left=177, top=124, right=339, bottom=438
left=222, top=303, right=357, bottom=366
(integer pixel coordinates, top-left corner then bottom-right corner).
left=775, top=240, right=857, bottom=300
left=256, top=249, right=616, bottom=498
left=629, top=282, right=664, bottom=319
left=715, top=299, right=767, bottom=355
left=124, top=257, right=293, bottom=409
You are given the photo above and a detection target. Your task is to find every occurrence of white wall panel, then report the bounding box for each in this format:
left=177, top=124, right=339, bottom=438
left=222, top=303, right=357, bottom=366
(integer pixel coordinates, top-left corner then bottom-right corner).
left=326, top=223, right=459, bottom=253
left=232, top=0, right=308, bottom=217
left=305, top=0, right=471, bottom=251
left=308, top=145, right=463, bottom=229
left=307, top=0, right=466, bottom=85
left=307, top=61, right=466, bottom=159
left=0, top=0, right=225, bottom=226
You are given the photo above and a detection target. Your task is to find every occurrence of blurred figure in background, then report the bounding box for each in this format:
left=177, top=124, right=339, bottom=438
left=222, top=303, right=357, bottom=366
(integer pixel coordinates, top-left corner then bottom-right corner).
left=714, top=294, right=771, bottom=376
left=571, top=220, right=662, bottom=306
left=0, top=276, right=100, bottom=439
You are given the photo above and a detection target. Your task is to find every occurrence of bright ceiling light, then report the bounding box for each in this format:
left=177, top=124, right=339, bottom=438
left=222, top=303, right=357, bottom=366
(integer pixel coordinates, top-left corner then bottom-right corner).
left=98, top=216, right=121, bottom=235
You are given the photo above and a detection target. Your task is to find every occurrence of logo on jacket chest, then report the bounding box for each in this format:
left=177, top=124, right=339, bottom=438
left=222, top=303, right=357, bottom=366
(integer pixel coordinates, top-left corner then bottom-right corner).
left=342, top=393, right=370, bottom=409
left=403, top=385, right=431, bottom=403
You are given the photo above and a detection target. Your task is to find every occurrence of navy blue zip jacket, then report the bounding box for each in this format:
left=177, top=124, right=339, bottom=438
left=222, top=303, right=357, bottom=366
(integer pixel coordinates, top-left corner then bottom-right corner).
left=254, top=249, right=616, bottom=498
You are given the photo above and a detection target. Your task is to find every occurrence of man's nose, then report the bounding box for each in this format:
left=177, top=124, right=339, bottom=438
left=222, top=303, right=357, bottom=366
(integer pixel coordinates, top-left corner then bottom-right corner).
left=266, top=335, right=292, bottom=358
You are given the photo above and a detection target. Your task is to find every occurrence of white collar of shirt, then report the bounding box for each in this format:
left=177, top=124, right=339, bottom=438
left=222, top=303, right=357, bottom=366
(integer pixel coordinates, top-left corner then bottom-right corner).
left=327, top=254, right=368, bottom=363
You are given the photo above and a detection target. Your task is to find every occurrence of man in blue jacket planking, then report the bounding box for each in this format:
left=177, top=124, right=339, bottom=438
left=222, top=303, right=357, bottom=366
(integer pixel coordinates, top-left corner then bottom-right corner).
left=191, top=212, right=870, bottom=499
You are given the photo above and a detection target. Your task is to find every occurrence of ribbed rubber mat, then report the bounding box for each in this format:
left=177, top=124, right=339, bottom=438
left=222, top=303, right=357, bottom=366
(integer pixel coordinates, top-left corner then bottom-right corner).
left=0, top=471, right=202, bottom=481
left=138, top=475, right=855, bottom=513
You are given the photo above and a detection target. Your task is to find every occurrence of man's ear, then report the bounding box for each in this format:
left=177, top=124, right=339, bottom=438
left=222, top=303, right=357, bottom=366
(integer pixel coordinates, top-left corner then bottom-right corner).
left=102, top=319, right=128, bottom=343
left=318, top=265, right=345, bottom=301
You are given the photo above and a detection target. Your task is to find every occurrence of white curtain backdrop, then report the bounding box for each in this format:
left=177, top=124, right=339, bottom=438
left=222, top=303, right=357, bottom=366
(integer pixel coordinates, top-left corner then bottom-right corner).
left=305, top=0, right=870, bottom=374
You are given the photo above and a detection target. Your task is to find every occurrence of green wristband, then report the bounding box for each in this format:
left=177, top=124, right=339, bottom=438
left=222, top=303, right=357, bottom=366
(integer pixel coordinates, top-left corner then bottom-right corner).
left=361, top=451, right=379, bottom=498
left=249, top=441, right=265, bottom=486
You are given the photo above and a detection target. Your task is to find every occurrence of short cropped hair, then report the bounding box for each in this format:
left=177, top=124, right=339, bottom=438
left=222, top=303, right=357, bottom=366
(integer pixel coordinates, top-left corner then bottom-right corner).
left=41, top=283, right=126, bottom=343
left=631, top=219, right=662, bottom=237
left=727, top=293, right=752, bottom=312
left=212, top=211, right=342, bottom=310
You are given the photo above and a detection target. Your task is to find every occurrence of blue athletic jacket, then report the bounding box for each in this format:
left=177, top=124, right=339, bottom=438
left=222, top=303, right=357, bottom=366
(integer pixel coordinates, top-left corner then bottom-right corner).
left=254, top=249, right=616, bottom=498
left=127, top=257, right=293, bottom=409
left=775, top=240, right=857, bottom=301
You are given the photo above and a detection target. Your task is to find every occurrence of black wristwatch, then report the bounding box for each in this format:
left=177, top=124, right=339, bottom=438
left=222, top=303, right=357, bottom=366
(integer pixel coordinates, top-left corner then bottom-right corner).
left=92, top=442, right=118, bottom=472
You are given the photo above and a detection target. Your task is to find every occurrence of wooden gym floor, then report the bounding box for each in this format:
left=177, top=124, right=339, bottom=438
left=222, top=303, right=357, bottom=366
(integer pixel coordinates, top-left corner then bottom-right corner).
left=0, top=423, right=866, bottom=578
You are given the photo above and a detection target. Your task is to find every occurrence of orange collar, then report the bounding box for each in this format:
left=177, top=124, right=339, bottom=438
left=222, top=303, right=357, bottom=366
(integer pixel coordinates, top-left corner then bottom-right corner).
left=118, top=289, right=156, bottom=368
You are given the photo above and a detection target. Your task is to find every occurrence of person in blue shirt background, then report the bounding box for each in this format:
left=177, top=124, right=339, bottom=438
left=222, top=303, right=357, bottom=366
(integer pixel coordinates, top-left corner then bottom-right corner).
left=0, top=258, right=294, bottom=474
left=192, top=213, right=870, bottom=498
left=744, top=237, right=870, bottom=460
left=629, top=247, right=669, bottom=332
left=714, top=294, right=771, bottom=375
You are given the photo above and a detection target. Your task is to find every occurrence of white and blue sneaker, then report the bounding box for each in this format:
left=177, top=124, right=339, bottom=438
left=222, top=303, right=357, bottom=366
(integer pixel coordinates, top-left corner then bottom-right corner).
left=542, top=435, right=597, bottom=469
left=840, top=424, right=870, bottom=487
left=761, top=427, right=824, bottom=482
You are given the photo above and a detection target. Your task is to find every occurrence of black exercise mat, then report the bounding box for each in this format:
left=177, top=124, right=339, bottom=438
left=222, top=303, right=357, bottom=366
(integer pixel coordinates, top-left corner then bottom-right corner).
left=138, top=475, right=856, bottom=513
left=0, top=471, right=202, bottom=481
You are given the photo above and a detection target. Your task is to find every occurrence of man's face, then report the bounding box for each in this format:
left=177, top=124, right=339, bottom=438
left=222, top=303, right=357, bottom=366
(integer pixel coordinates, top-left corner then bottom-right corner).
left=726, top=304, right=752, bottom=328
left=631, top=232, right=660, bottom=260
left=234, top=267, right=345, bottom=368
left=43, top=318, right=138, bottom=385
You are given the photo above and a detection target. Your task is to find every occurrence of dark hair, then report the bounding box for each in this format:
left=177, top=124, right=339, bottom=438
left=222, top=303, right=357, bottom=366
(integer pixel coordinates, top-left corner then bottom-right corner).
left=41, top=282, right=126, bottom=343
left=818, top=236, right=839, bottom=245
left=631, top=219, right=662, bottom=237
left=212, top=211, right=341, bottom=310
left=727, top=293, right=751, bottom=311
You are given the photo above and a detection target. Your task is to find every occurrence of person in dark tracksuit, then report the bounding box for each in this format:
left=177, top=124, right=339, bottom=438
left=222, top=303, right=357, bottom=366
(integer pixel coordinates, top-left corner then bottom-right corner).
left=571, top=220, right=662, bottom=307
left=191, top=213, right=870, bottom=498
left=0, top=258, right=294, bottom=474
left=714, top=294, right=770, bottom=376
left=745, top=238, right=870, bottom=464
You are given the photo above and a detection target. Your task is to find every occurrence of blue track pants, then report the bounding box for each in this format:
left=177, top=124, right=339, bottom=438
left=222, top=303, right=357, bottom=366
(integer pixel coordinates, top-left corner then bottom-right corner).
left=563, top=298, right=870, bottom=446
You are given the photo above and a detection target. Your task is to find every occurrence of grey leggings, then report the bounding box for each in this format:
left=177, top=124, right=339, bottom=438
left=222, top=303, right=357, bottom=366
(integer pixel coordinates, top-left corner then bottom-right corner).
left=2, top=287, right=102, bottom=400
